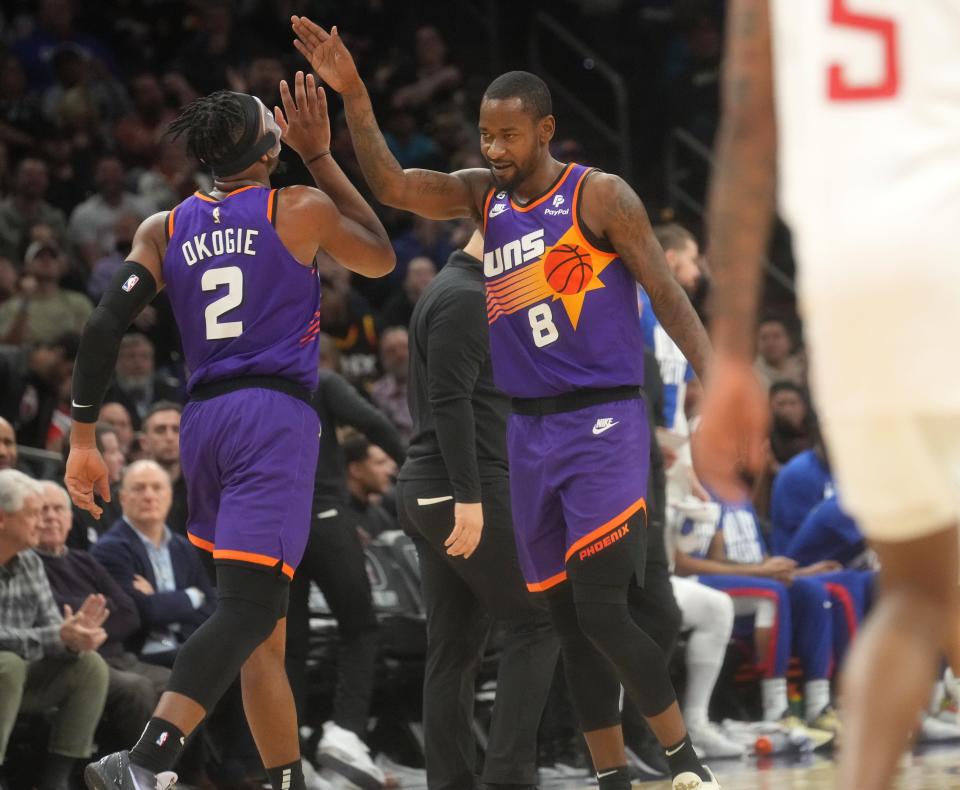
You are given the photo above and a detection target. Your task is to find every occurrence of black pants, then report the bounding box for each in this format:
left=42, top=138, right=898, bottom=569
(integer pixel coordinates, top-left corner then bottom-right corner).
left=397, top=477, right=560, bottom=790
left=286, top=500, right=380, bottom=735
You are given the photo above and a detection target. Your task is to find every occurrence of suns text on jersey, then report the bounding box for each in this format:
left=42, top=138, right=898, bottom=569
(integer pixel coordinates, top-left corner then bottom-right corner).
left=181, top=228, right=260, bottom=266
left=483, top=229, right=545, bottom=278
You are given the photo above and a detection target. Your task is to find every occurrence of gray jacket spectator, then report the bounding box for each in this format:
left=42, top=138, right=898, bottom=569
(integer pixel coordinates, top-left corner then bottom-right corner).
left=0, top=469, right=109, bottom=790
left=0, top=158, right=67, bottom=261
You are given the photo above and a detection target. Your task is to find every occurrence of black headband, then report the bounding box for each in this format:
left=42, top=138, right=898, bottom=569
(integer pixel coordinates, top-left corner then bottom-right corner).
left=206, top=93, right=278, bottom=178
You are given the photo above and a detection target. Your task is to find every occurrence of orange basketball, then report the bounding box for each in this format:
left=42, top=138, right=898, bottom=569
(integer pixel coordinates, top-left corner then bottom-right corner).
left=544, top=244, right=593, bottom=295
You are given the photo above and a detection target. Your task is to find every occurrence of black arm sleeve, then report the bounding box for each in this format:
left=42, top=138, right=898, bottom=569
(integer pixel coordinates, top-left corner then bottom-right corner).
left=72, top=262, right=157, bottom=423
left=324, top=372, right=407, bottom=464
left=426, top=290, right=487, bottom=503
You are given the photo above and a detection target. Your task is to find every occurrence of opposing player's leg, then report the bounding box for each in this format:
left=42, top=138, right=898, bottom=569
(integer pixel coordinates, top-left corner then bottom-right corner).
left=823, top=413, right=960, bottom=790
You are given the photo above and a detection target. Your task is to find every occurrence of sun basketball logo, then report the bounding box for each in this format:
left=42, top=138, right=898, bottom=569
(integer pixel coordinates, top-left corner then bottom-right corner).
left=544, top=244, right=593, bottom=295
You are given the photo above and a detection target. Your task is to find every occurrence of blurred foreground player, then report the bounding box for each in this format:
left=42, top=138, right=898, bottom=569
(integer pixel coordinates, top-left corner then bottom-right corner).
left=696, top=2, right=960, bottom=788
left=66, top=72, right=394, bottom=790
left=293, top=16, right=719, bottom=790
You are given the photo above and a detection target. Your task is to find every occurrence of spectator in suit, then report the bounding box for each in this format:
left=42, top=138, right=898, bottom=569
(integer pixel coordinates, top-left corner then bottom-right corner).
left=36, top=480, right=170, bottom=747
left=91, top=460, right=213, bottom=667
left=138, top=402, right=187, bottom=535
left=0, top=469, right=109, bottom=790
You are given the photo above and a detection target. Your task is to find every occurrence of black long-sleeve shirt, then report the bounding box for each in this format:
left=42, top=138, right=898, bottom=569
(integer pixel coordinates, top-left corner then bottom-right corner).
left=312, top=369, right=406, bottom=504
left=399, top=250, right=509, bottom=503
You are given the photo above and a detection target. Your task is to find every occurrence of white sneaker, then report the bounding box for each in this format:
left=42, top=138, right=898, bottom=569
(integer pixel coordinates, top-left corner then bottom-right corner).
left=317, top=721, right=386, bottom=790
left=302, top=759, right=335, bottom=790
left=918, top=714, right=960, bottom=743
left=687, top=722, right=746, bottom=760
left=672, top=766, right=721, bottom=790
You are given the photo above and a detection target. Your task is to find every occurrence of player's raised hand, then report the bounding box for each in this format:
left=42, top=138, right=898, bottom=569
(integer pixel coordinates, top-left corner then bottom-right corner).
left=275, top=71, right=330, bottom=159
left=291, top=17, right=362, bottom=96
left=446, top=502, right=484, bottom=560
left=65, top=445, right=111, bottom=520
left=691, top=353, right=769, bottom=503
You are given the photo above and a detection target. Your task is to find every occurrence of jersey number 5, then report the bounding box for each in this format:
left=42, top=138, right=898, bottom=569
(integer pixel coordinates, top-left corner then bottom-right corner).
left=827, top=0, right=900, bottom=101
left=203, top=266, right=244, bottom=339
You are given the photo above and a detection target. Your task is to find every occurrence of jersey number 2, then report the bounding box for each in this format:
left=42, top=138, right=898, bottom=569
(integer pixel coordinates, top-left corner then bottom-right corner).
left=827, top=0, right=900, bottom=101
left=203, top=266, right=243, bottom=339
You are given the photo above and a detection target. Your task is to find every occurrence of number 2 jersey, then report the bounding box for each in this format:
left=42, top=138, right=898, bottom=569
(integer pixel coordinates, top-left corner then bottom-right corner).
left=771, top=0, right=960, bottom=411
left=161, top=185, right=321, bottom=394
left=482, top=163, right=644, bottom=399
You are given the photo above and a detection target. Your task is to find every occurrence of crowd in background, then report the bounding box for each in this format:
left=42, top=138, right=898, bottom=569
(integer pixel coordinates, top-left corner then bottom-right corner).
left=0, top=1, right=904, bottom=788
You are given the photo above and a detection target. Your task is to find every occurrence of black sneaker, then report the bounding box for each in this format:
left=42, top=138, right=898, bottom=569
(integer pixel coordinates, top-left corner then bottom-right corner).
left=83, top=751, right=178, bottom=790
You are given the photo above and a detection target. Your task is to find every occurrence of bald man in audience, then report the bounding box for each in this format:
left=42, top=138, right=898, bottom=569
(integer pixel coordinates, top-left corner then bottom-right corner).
left=0, top=418, right=16, bottom=471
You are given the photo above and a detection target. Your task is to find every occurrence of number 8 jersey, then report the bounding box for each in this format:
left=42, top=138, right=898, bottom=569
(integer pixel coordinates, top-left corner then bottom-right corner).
left=162, top=185, right=321, bottom=394
left=482, top=163, right=645, bottom=399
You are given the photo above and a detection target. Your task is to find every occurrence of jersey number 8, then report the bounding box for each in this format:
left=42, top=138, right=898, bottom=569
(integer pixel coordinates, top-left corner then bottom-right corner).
left=203, top=266, right=244, bottom=340
left=528, top=303, right=559, bottom=348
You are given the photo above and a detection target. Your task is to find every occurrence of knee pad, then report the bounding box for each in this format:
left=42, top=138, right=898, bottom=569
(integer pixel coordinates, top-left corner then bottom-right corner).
left=167, top=565, right=290, bottom=709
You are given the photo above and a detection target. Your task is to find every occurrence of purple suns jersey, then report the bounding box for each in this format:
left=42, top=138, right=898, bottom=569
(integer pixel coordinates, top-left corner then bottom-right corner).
left=482, top=163, right=645, bottom=399
left=162, top=186, right=321, bottom=394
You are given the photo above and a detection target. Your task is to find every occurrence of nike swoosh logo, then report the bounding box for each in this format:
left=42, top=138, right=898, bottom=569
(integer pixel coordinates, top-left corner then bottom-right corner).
left=417, top=495, right=454, bottom=506
left=71, top=400, right=93, bottom=409
left=592, top=421, right=620, bottom=435
left=597, top=769, right=619, bottom=778
left=317, top=509, right=339, bottom=519
left=665, top=742, right=686, bottom=756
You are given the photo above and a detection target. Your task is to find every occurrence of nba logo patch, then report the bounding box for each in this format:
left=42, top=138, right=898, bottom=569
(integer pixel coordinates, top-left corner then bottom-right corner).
left=122, top=274, right=139, bottom=293
left=156, top=731, right=168, bottom=747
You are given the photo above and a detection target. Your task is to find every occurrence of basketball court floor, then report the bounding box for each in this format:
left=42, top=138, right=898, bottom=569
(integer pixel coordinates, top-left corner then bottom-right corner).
left=537, top=746, right=960, bottom=789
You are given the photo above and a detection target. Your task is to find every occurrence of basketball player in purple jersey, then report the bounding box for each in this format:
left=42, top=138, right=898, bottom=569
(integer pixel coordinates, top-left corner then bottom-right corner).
left=293, top=17, right=719, bottom=790
left=65, top=73, right=394, bottom=790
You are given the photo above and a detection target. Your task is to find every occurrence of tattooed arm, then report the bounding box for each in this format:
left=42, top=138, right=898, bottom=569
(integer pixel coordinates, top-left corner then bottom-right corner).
left=706, top=0, right=777, bottom=359
left=290, top=16, right=489, bottom=221
left=580, top=173, right=712, bottom=381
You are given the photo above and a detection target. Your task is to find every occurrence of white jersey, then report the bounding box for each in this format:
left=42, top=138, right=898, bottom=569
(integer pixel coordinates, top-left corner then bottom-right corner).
left=770, top=0, right=960, bottom=412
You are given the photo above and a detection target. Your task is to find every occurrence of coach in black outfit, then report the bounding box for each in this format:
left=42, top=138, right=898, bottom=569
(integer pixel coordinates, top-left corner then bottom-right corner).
left=285, top=367, right=405, bottom=763
left=397, top=231, right=559, bottom=790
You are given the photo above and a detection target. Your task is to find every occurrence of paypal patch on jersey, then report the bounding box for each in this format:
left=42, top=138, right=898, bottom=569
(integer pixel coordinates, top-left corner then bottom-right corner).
left=638, top=286, right=693, bottom=430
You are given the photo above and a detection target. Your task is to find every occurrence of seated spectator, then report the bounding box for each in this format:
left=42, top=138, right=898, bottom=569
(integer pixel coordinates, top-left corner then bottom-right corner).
left=370, top=327, right=413, bottom=442
left=391, top=26, right=462, bottom=112
left=318, top=258, right=381, bottom=389
left=344, top=435, right=399, bottom=540
left=0, top=157, right=68, bottom=262
left=139, top=402, right=187, bottom=535
left=384, top=108, right=440, bottom=169
left=754, top=317, right=805, bottom=390
left=672, top=499, right=865, bottom=731
left=36, top=481, right=170, bottom=749
left=392, top=215, right=457, bottom=281
left=86, top=211, right=140, bottom=301
left=0, top=419, right=16, bottom=472
left=39, top=127, right=91, bottom=216
left=769, top=436, right=834, bottom=555
left=0, top=257, right=16, bottom=304
left=0, top=53, right=43, bottom=161
left=105, top=334, right=183, bottom=428
left=113, top=72, right=177, bottom=168
left=787, top=495, right=873, bottom=571
left=67, top=155, right=154, bottom=270
left=0, top=469, right=109, bottom=790
left=91, top=460, right=214, bottom=667
left=381, top=256, right=436, bottom=328
left=0, top=333, right=77, bottom=450
left=99, top=401, right=136, bottom=459
left=768, top=382, right=816, bottom=469
left=0, top=239, right=93, bottom=345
